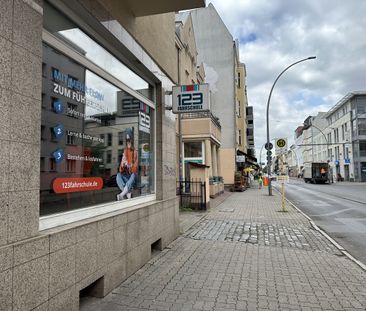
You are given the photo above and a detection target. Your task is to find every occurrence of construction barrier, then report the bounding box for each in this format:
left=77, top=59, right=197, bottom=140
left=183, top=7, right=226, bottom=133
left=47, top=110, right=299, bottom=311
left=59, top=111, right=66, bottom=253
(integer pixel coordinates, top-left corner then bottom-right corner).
left=263, top=176, right=269, bottom=186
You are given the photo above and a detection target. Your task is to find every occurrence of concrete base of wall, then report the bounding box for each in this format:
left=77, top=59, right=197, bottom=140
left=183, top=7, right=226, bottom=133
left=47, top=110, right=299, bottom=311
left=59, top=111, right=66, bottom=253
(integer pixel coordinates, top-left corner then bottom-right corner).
left=0, top=197, right=179, bottom=310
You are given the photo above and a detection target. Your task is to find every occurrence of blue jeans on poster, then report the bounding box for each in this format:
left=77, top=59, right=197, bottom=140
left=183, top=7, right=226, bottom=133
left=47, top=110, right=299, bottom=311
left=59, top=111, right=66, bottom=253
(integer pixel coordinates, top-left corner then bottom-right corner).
left=117, top=172, right=136, bottom=193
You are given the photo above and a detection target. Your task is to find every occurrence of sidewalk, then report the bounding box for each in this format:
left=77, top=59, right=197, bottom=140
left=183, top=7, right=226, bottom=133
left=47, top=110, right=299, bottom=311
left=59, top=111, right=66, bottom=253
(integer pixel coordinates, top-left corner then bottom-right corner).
left=81, top=186, right=366, bottom=311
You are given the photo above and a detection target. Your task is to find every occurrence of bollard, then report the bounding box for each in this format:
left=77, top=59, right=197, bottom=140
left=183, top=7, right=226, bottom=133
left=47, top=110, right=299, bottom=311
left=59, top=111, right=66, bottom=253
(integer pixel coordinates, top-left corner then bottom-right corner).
left=281, top=181, right=286, bottom=212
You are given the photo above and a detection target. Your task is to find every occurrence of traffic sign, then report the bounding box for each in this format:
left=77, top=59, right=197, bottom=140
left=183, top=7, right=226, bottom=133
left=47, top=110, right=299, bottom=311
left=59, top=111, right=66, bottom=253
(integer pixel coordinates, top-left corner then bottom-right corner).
left=265, top=142, right=273, bottom=150
left=275, top=138, right=288, bottom=155
left=276, top=139, right=286, bottom=148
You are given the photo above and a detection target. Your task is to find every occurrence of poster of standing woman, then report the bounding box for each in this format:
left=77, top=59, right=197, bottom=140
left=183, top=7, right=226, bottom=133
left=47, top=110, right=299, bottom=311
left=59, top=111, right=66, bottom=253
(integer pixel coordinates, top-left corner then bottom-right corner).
left=117, top=128, right=138, bottom=200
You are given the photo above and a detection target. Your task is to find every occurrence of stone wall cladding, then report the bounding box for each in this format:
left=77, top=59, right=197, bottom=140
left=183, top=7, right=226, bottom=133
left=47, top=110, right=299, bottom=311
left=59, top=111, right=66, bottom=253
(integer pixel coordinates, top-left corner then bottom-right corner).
left=0, top=196, right=178, bottom=309
left=0, top=0, right=179, bottom=309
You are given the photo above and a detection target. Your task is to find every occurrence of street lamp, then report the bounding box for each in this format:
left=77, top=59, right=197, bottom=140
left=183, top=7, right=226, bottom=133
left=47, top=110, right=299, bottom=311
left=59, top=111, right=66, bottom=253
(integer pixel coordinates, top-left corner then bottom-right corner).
left=266, top=56, right=316, bottom=196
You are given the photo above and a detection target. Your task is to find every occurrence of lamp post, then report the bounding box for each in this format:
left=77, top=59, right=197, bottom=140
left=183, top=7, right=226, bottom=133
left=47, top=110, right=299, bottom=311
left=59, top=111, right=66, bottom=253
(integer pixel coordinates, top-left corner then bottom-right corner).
left=266, top=56, right=316, bottom=196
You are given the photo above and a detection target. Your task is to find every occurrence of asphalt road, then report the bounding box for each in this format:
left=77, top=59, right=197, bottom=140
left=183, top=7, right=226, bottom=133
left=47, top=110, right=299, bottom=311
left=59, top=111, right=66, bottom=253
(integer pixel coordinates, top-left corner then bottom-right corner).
left=273, top=178, right=366, bottom=264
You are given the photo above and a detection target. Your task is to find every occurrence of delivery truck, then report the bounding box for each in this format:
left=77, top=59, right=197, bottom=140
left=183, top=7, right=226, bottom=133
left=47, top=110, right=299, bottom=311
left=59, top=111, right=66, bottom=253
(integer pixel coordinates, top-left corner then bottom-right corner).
left=303, top=162, right=329, bottom=184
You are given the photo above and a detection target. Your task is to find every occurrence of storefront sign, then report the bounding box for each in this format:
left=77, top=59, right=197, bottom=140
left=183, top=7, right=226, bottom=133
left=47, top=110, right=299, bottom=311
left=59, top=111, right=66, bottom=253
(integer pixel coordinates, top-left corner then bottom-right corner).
left=236, top=155, right=246, bottom=162
left=172, top=84, right=210, bottom=113
left=53, top=177, right=104, bottom=193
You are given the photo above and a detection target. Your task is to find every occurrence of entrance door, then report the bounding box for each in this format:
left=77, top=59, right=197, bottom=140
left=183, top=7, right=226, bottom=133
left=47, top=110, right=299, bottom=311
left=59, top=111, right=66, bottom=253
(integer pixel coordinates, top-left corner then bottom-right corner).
left=344, top=165, right=349, bottom=181
left=361, top=162, right=366, bottom=182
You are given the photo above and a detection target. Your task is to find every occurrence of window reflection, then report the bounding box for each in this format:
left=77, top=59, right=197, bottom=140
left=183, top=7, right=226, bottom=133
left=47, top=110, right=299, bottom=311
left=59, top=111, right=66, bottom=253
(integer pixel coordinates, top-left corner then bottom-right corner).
left=43, top=1, right=153, bottom=100
left=40, top=43, right=154, bottom=215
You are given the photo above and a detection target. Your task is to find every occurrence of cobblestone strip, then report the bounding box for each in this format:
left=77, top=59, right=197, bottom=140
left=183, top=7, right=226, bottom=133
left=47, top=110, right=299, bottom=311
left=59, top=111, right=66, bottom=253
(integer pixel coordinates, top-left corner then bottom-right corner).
left=186, top=220, right=340, bottom=254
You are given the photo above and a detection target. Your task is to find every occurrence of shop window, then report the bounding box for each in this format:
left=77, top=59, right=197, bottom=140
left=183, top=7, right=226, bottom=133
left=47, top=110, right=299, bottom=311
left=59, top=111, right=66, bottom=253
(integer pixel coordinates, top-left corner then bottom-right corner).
left=40, top=40, right=155, bottom=216
left=43, top=1, right=153, bottom=101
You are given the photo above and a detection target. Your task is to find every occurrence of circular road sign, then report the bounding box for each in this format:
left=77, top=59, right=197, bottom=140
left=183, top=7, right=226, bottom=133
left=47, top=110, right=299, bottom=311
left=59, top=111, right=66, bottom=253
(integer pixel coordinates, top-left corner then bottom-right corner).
left=265, top=142, right=273, bottom=150
left=276, top=139, right=286, bottom=148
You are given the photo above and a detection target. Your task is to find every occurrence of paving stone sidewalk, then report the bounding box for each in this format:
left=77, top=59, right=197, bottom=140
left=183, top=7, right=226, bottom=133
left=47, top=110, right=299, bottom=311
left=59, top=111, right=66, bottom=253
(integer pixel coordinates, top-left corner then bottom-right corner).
left=81, top=187, right=366, bottom=311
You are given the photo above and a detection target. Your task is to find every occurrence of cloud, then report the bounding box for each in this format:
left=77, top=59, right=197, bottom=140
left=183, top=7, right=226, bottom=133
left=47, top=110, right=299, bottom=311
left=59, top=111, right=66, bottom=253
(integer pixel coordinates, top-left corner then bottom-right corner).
left=207, top=0, right=366, bottom=160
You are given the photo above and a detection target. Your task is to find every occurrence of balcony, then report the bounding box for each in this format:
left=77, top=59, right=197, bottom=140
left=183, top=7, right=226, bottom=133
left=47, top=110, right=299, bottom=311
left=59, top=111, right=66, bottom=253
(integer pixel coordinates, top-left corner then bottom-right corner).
left=180, top=111, right=222, bottom=142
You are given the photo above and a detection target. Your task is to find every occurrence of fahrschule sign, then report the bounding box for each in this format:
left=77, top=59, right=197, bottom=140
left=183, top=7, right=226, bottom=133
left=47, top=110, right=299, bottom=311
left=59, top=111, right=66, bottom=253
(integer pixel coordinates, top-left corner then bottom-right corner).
left=172, top=84, right=210, bottom=113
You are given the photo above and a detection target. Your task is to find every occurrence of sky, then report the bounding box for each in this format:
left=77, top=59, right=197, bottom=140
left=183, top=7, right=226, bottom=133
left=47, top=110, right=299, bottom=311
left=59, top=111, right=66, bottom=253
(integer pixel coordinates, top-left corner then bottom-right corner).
left=207, top=0, right=366, bottom=163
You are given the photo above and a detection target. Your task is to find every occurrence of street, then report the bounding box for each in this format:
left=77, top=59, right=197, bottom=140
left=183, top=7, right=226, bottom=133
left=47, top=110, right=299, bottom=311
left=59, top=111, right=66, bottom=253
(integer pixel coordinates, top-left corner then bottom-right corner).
left=274, top=179, right=366, bottom=264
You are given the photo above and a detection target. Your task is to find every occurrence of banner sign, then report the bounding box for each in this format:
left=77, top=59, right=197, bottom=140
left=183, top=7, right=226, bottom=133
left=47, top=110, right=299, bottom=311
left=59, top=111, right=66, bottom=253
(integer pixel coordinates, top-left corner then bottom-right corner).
left=172, top=84, right=210, bottom=113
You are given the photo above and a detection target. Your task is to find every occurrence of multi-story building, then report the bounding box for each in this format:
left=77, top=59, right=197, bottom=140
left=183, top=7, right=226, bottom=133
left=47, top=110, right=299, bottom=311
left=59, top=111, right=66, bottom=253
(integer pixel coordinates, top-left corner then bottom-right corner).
left=235, top=43, right=249, bottom=154
left=190, top=3, right=254, bottom=186
left=175, top=11, right=224, bottom=200
left=323, top=92, right=366, bottom=182
left=294, top=92, right=366, bottom=182
left=0, top=0, right=205, bottom=309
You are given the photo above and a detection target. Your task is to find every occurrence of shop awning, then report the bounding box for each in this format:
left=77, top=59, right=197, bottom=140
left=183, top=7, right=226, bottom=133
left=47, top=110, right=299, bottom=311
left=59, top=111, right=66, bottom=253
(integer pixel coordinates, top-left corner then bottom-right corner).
left=237, top=150, right=259, bottom=167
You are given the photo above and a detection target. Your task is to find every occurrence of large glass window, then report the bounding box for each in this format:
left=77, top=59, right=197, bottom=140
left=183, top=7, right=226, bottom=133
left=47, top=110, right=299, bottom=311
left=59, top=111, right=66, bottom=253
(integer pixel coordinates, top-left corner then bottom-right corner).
left=43, top=1, right=153, bottom=101
left=40, top=40, right=154, bottom=215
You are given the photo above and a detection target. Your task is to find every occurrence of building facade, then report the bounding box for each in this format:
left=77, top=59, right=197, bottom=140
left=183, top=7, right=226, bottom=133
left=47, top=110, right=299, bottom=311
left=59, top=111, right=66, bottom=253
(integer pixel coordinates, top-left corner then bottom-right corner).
left=323, top=92, right=366, bottom=182
left=190, top=4, right=238, bottom=186
left=175, top=12, right=224, bottom=201
left=0, top=0, right=204, bottom=309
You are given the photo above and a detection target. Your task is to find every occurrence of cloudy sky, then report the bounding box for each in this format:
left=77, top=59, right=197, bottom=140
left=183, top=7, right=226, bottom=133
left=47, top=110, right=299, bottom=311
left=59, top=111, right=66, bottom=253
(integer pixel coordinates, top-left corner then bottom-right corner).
left=207, top=0, right=366, bottom=162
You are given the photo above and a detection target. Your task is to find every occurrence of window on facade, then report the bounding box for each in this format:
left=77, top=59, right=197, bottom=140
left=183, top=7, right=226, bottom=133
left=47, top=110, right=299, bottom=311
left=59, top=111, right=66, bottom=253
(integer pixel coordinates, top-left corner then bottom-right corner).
left=118, top=131, right=124, bottom=145
left=335, top=146, right=340, bottom=160
left=357, top=102, right=366, bottom=115
left=184, top=142, right=203, bottom=158
left=66, top=131, right=76, bottom=145
left=238, top=130, right=242, bottom=145
left=359, top=119, right=366, bottom=135
left=40, top=39, right=155, bottom=215
left=107, top=133, right=112, bottom=146
left=360, top=141, right=366, bottom=157
left=106, top=150, right=112, bottom=164
left=66, top=159, right=76, bottom=172
left=237, top=72, right=241, bottom=88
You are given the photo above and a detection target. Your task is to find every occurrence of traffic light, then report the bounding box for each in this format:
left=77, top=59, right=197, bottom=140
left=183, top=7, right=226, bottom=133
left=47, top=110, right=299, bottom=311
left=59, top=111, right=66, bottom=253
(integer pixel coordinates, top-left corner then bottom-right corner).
left=267, top=150, right=272, bottom=157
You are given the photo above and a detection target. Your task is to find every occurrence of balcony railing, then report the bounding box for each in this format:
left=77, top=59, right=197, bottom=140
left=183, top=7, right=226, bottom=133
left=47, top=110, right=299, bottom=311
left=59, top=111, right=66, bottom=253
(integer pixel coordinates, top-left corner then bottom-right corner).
left=180, top=111, right=221, bottom=129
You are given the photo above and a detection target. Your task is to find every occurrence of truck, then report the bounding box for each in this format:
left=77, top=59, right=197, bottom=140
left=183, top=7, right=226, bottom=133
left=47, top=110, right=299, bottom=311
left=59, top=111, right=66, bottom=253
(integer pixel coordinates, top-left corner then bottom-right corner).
left=303, top=162, right=330, bottom=184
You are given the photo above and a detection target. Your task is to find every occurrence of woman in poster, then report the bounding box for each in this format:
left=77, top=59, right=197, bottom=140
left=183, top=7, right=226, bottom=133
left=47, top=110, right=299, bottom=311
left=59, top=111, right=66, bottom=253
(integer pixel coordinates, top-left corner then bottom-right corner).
left=116, top=128, right=138, bottom=200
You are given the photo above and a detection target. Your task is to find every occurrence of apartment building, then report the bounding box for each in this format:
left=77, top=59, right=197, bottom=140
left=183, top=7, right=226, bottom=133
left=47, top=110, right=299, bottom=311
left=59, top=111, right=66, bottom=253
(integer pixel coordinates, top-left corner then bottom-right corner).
left=175, top=12, right=224, bottom=200
left=190, top=3, right=254, bottom=186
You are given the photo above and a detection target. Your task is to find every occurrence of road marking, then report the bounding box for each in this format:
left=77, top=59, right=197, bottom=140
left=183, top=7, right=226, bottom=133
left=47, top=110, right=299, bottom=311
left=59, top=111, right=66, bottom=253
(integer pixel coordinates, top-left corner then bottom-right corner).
left=308, top=207, right=355, bottom=217
left=297, top=200, right=331, bottom=207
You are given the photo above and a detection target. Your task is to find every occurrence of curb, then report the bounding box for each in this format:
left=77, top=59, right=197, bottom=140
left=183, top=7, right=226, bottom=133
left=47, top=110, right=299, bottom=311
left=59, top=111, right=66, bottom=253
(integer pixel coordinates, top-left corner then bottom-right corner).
left=274, top=186, right=366, bottom=272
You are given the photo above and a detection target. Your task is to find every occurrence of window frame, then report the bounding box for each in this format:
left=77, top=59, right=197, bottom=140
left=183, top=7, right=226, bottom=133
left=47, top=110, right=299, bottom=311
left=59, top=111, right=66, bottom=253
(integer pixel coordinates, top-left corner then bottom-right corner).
left=40, top=16, right=157, bottom=226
